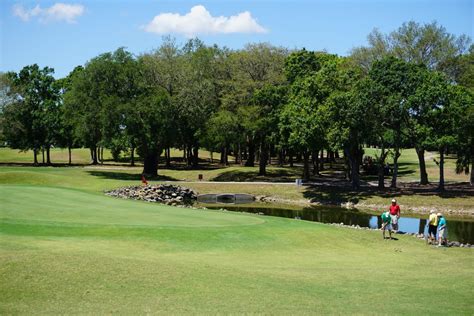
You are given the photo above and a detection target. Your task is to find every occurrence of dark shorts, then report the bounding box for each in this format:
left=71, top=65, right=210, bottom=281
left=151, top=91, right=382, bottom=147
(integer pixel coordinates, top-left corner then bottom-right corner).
left=428, top=225, right=437, bottom=237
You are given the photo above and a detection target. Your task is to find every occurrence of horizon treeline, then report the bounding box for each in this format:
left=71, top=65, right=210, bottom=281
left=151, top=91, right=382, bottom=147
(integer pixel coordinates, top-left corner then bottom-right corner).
left=1, top=21, right=473, bottom=189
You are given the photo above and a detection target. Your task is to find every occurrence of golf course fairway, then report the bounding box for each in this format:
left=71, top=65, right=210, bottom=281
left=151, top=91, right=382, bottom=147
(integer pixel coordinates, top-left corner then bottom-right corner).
left=1, top=185, right=473, bottom=314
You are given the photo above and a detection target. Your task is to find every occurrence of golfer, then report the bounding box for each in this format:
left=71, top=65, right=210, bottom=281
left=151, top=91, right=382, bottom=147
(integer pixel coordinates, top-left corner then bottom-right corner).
left=381, top=211, right=392, bottom=240
left=389, top=198, right=400, bottom=233
left=427, top=209, right=438, bottom=244
left=437, top=213, right=447, bottom=247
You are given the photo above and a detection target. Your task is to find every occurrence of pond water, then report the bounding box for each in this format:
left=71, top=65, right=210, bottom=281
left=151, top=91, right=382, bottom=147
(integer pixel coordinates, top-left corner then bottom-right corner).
left=199, top=203, right=474, bottom=244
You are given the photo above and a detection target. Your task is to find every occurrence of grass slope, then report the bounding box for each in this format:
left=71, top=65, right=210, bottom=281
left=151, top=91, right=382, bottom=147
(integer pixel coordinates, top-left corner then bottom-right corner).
left=1, top=185, right=473, bottom=314
left=1, top=165, right=473, bottom=213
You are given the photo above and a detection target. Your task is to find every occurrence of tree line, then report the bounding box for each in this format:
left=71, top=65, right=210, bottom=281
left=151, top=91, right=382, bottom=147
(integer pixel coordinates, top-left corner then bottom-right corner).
left=1, top=21, right=473, bottom=189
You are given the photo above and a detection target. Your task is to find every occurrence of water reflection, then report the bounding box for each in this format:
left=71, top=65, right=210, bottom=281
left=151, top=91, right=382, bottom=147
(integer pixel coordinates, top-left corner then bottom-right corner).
left=202, top=204, right=474, bottom=244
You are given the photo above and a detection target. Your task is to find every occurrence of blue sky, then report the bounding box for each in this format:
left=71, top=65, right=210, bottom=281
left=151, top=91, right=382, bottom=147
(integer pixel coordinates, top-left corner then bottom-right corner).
left=1, top=0, right=473, bottom=78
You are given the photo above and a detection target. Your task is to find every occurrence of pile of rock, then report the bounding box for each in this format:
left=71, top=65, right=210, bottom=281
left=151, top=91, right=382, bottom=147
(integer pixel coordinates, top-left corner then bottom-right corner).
left=106, top=184, right=197, bottom=206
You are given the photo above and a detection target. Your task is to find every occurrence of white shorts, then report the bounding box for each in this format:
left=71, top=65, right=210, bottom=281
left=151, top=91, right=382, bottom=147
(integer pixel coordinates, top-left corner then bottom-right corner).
left=390, top=214, right=399, bottom=230
left=439, top=228, right=447, bottom=239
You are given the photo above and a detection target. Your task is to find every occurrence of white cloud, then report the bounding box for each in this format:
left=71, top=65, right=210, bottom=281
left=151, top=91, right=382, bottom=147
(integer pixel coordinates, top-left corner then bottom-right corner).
left=13, top=3, right=85, bottom=23
left=143, top=5, right=268, bottom=37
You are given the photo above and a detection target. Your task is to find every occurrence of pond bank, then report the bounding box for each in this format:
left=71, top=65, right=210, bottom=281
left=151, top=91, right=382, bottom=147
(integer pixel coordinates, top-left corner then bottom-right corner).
left=199, top=203, right=474, bottom=245
left=255, top=195, right=474, bottom=218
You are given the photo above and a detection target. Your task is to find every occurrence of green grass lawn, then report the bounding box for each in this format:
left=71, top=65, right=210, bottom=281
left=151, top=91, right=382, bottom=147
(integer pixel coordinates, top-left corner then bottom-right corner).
left=364, top=147, right=467, bottom=182
left=1, top=147, right=473, bottom=213
left=1, top=164, right=473, bottom=213
left=1, top=147, right=469, bottom=183
left=1, top=184, right=473, bottom=314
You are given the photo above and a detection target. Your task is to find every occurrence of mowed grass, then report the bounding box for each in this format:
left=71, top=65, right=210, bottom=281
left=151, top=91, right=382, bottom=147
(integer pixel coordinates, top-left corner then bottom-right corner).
left=1, top=147, right=469, bottom=183
left=364, top=147, right=467, bottom=182
left=0, top=148, right=226, bottom=166
left=1, top=146, right=471, bottom=185
left=1, top=184, right=473, bottom=314
left=1, top=164, right=474, bottom=212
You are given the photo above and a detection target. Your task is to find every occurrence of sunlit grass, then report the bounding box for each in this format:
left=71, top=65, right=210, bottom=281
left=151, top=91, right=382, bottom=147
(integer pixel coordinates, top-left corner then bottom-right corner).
left=1, top=185, right=473, bottom=314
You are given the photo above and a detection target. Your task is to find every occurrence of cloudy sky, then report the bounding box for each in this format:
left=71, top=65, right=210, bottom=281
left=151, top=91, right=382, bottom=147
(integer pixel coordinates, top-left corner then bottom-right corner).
left=1, top=0, right=472, bottom=78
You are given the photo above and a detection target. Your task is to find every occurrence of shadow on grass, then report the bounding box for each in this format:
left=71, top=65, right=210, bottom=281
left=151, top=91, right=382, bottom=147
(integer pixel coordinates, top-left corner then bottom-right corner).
left=0, top=162, right=87, bottom=167
left=159, top=162, right=223, bottom=171
left=212, top=167, right=303, bottom=182
left=87, top=170, right=178, bottom=181
left=303, top=182, right=474, bottom=205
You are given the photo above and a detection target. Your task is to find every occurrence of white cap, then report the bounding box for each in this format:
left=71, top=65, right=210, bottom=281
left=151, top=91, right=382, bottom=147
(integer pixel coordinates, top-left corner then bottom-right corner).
left=391, top=199, right=396, bottom=203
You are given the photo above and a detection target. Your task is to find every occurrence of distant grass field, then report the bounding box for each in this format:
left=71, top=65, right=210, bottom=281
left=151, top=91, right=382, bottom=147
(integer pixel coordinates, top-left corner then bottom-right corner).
left=0, top=147, right=468, bottom=183
left=1, top=147, right=473, bottom=213
left=364, top=147, right=467, bottom=182
left=1, top=184, right=473, bottom=314
left=0, top=148, right=227, bottom=165
left=0, top=165, right=473, bottom=212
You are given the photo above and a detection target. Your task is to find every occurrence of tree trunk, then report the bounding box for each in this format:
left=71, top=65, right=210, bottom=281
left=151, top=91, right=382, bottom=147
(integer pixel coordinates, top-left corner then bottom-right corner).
left=33, top=147, right=38, bottom=165
left=438, top=148, right=445, bottom=191
left=312, top=150, right=319, bottom=175
left=328, top=150, right=334, bottom=168
left=391, top=146, right=401, bottom=188
left=45, top=145, right=51, bottom=165
left=245, top=138, right=255, bottom=167
left=268, top=146, right=272, bottom=165
left=165, top=147, right=170, bottom=167
left=296, top=152, right=302, bottom=163
left=348, top=145, right=360, bottom=189
left=258, top=140, right=267, bottom=176
left=100, top=147, right=104, bottom=164
left=278, top=149, right=284, bottom=166
left=416, top=146, right=429, bottom=185
left=192, top=146, right=199, bottom=168
left=335, top=150, right=340, bottom=159
left=303, top=150, right=310, bottom=181
left=91, top=146, right=98, bottom=165
left=289, top=150, right=294, bottom=167
left=130, top=146, right=135, bottom=166
left=377, top=146, right=388, bottom=190
left=142, top=151, right=159, bottom=177
left=344, top=147, right=351, bottom=181
left=237, top=143, right=241, bottom=165
left=351, top=156, right=360, bottom=189
left=470, top=160, right=474, bottom=186
left=319, top=150, right=324, bottom=171
left=224, top=146, right=228, bottom=166
left=186, top=146, right=192, bottom=166
left=68, top=147, right=72, bottom=165
left=42, top=147, right=45, bottom=164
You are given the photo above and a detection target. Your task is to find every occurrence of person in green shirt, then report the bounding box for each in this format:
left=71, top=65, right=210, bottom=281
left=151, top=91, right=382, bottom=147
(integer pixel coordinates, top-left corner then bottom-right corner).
left=381, top=211, right=392, bottom=240
left=437, top=213, right=447, bottom=247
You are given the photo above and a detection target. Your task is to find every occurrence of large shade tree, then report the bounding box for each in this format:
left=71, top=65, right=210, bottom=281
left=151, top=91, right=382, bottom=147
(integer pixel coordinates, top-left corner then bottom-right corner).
left=2, top=65, right=59, bottom=164
left=351, top=21, right=471, bottom=185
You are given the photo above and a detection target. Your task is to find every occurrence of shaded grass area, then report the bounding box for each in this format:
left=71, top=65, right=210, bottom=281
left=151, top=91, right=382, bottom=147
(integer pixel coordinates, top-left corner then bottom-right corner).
left=302, top=183, right=474, bottom=212
left=364, top=147, right=466, bottom=182
left=0, top=148, right=229, bottom=166
left=0, top=165, right=473, bottom=212
left=212, top=166, right=302, bottom=182
left=1, top=185, right=473, bottom=314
